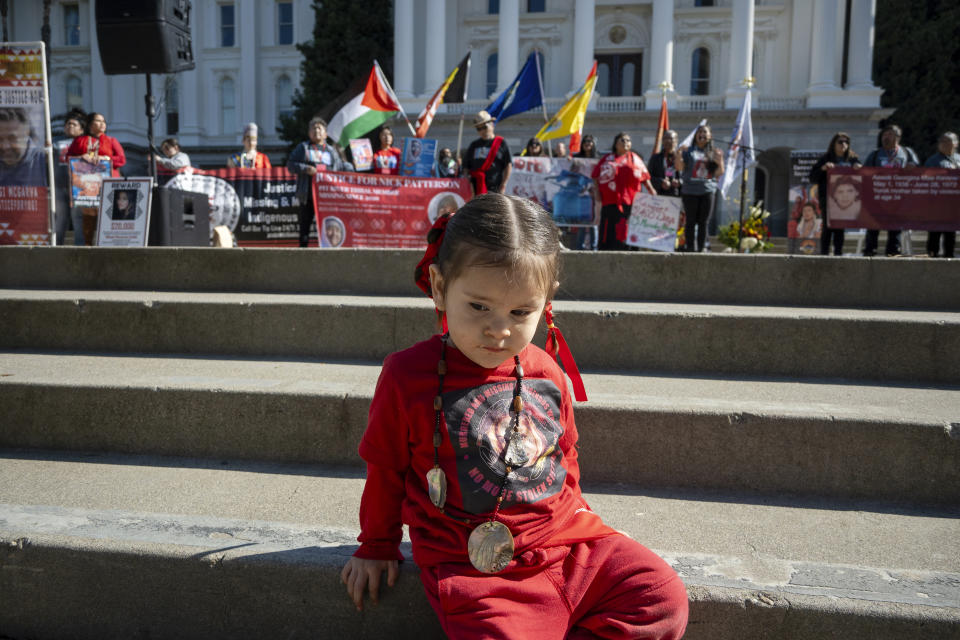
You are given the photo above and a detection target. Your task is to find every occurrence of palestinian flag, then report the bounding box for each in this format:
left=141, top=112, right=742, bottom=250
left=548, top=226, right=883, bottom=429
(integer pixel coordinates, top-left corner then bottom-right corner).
left=327, top=61, right=404, bottom=148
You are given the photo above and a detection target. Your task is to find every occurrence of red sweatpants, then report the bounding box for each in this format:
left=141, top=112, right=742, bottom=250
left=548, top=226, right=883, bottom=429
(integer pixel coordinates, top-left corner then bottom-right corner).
left=420, top=534, right=688, bottom=639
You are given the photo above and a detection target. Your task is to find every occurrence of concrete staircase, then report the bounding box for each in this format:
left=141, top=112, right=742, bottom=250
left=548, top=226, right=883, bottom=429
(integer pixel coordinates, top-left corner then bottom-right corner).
left=1, top=247, right=958, bottom=639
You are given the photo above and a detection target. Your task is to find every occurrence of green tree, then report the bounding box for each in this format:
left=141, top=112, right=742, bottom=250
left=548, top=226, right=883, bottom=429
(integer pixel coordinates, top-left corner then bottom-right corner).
left=874, top=0, right=960, bottom=159
left=279, top=0, right=394, bottom=157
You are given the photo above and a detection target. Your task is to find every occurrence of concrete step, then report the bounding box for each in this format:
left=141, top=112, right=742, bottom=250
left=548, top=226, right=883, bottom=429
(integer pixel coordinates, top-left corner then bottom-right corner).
left=0, top=451, right=957, bottom=640
left=2, top=352, right=958, bottom=505
left=1, top=290, right=958, bottom=384
left=2, top=246, right=957, bottom=311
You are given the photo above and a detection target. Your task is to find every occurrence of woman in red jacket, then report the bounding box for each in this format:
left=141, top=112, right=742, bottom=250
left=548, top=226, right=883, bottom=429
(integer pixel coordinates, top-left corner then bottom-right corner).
left=66, top=112, right=126, bottom=177
left=591, top=132, right=654, bottom=250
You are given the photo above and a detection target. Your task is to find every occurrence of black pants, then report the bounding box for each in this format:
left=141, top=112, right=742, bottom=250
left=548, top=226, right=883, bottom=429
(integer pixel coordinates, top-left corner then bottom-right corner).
left=863, top=229, right=901, bottom=256
left=926, top=231, right=956, bottom=258
left=598, top=204, right=628, bottom=251
left=820, top=226, right=845, bottom=255
left=681, top=192, right=715, bottom=252
left=298, top=194, right=315, bottom=248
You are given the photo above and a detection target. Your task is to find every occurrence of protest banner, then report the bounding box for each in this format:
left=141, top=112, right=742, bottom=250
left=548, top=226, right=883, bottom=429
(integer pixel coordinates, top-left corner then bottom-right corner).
left=96, top=178, right=153, bottom=247
left=349, top=138, right=373, bottom=172
left=0, top=42, right=53, bottom=245
left=505, top=156, right=599, bottom=227
left=626, top=192, right=682, bottom=252
left=400, top=137, right=437, bottom=177
left=312, top=171, right=470, bottom=247
left=827, top=167, right=960, bottom=230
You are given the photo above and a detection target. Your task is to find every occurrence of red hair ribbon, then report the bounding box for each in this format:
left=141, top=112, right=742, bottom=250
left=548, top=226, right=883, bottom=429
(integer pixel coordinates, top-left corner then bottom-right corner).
left=414, top=213, right=453, bottom=332
left=544, top=303, right=588, bottom=402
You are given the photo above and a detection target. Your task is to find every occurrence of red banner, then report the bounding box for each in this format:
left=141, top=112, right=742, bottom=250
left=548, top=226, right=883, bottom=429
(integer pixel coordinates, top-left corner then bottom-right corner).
left=312, top=171, right=471, bottom=247
left=827, top=167, right=960, bottom=230
left=0, top=185, right=48, bottom=245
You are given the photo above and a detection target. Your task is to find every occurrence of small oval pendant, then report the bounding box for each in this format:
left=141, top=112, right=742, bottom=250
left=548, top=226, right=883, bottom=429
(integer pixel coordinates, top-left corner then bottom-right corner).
left=426, top=466, right=447, bottom=509
left=467, top=521, right=515, bottom=574
left=504, top=432, right=528, bottom=467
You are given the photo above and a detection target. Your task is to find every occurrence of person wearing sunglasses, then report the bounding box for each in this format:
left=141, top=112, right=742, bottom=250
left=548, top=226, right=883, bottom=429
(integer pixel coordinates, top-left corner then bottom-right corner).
left=462, top=110, right=512, bottom=197
left=809, top=132, right=862, bottom=255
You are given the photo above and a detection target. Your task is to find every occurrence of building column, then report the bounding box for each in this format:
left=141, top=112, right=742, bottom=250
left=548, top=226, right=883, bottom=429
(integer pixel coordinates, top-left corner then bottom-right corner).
left=724, top=0, right=754, bottom=108
left=87, top=3, right=107, bottom=112
left=394, top=0, right=415, bottom=97
left=644, top=0, right=673, bottom=110
left=846, top=0, right=875, bottom=88
left=423, top=0, right=446, bottom=95
left=572, top=0, right=595, bottom=89
left=497, top=0, right=519, bottom=94
left=178, top=68, right=202, bottom=145
left=805, top=0, right=847, bottom=107
left=239, top=0, right=257, bottom=135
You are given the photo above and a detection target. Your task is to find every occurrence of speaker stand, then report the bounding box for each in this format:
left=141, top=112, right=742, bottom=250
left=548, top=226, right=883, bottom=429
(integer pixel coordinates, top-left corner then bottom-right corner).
left=145, top=73, right=156, bottom=181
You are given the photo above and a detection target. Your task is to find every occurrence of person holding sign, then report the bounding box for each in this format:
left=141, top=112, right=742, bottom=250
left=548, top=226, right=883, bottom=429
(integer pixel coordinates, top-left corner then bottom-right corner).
left=373, top=126, right=402, bottom=175
left=67, top=112, right=126, bottom=245
left=924, top=132, right=959, bottom=258
left=591, top=132, right=654, bottom=251
left=463, top=111, right=512, bottom=197
left=674, top=124, right=724, bottom=252
left=809, top=132, right=862, bottom=256
left=288, top=117, right=345, bottom=248
left=861, top=124, right=919, bottom=257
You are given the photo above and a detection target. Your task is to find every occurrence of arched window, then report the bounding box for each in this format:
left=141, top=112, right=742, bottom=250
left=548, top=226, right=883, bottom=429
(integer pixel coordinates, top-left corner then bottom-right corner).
left=276, top=75, right=294, bottom=130
left=527, top=0, right=545, bottom=11
left=690, top=48, right=710, bottom=95
left=65, top=75, right=83, bottom=111
left=165, top=79, right=179, bottom=135
left=694, top=0, right=715, bottom=6
left=220, top=77, right=236, bottom=135
left=487, top=52, right=498, bottom=97
left=488, top=0, right=499, bottom=14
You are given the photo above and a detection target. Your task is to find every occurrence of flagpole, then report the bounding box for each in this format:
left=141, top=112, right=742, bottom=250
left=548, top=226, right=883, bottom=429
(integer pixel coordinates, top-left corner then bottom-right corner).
left=532, top=52, right=554, bottom=159
left=456, top=113, right=465, bottom=165
left=736, top=77, right=755, bottom=254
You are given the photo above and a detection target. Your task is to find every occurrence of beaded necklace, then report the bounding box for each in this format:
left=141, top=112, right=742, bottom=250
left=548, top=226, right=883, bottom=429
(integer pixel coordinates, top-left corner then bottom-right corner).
left=426, top=334, right=525, bottom=574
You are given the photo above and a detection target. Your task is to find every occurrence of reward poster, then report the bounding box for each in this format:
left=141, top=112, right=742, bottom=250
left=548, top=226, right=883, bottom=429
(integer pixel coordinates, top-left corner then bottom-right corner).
left=0, top=42, right=52, bottom=245
left=96, top=178, right=152, bottom=247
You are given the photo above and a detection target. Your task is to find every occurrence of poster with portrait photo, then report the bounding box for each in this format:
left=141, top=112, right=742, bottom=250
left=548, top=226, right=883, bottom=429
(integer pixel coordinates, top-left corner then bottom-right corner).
left=400, top=137, right=437, bottom=177
left=69, top=156, right=112, bottom=207
left=0, top=42, right=54, bottom=245
left=96, top=178, right=153, bottom=247
left=349, top=138, right=373, bottom=172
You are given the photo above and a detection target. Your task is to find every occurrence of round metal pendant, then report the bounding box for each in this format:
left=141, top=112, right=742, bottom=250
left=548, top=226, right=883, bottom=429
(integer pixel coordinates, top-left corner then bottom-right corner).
left=467, top=521, right=515, bottom=574
left=426, top=466, right=447, bottom=509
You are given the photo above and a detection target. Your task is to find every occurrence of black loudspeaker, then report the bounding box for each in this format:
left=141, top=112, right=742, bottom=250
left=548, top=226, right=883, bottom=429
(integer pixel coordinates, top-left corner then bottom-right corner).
left=95, top=0, right=195, bottom=75
left=149, top=188, right=210, bottom=246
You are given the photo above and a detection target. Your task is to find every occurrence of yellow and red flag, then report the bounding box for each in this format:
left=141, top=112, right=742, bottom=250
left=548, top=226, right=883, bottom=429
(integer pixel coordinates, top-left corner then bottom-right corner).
left=535, top=61, right=597, bottom=152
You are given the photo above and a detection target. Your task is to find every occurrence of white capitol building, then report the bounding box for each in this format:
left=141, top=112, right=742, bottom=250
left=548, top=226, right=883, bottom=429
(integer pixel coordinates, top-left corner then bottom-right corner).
left=6, top=0, right=890, bottom=233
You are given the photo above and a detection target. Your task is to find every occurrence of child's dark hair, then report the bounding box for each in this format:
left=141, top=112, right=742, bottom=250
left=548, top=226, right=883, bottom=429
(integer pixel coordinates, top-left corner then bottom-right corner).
left=829, top=174, right=861, bottom=199
left=433, top=193, right=561, bottom=299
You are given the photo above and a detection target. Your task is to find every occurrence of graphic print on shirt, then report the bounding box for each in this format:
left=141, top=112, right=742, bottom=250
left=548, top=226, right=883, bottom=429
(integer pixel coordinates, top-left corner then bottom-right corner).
left=443, top=378, right=566, bottom=515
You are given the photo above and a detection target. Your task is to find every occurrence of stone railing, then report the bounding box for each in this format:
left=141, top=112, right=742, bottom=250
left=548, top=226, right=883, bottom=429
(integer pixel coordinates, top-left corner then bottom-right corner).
left=426, top=94, right=806, bottom=116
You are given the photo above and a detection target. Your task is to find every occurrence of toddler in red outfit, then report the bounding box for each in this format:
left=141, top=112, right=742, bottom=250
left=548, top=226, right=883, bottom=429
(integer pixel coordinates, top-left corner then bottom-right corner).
left=342, top=193, right=688, bottom=639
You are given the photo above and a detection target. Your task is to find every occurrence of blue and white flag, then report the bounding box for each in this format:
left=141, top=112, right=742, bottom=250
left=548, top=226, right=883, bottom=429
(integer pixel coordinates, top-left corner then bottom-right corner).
left=720, top=89, right=755, bottom=197
left=486, top=52, right=544, bottom=122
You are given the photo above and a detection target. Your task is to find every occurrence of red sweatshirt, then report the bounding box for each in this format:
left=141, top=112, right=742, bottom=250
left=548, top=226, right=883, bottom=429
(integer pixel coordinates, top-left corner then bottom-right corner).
left=355, top=335, right=615, bottom=569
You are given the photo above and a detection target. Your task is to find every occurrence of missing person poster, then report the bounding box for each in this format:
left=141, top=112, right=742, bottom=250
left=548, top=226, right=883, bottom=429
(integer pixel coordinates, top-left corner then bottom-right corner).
left=826, top=167, right=960, bottom=230
left=96, top=178, right=152, bottom=246
left=69, top=157, right=112, bottom=207
left=505, top=157, right=599, bottom=227
left=0, top=42, right=53, bottom=245
left=349, top=138, right=373, bottom=172
left=400, top=137, right=437, bottom=177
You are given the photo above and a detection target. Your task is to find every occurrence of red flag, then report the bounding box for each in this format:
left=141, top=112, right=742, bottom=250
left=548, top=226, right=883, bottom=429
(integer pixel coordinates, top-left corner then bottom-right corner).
left=652, top=95, right=669, bottom=154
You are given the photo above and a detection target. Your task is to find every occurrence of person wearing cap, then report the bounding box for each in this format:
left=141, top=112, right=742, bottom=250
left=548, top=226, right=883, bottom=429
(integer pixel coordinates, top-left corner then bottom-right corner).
left=228, top=122, right=272, bottom=169
left=462, top=110, right=512, bottom=197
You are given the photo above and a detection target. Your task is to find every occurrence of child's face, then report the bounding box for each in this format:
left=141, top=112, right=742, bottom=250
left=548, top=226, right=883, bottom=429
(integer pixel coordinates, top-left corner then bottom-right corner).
left=430, top=264, right=547, bottom=369
left=834, top=183, right=857, bottom=208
